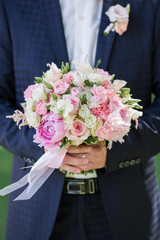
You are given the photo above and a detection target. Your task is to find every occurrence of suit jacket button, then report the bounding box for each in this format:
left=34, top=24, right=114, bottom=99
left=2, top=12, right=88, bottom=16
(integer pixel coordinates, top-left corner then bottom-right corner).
left=27, top=157, right=32, bottom=164
left=130, top=160, right=136, bottom=166
left=124, top=161, right=130, bottom=167
left=135, top=158, right=141, bottom=164
left=119, top=162, right=125, bottom=168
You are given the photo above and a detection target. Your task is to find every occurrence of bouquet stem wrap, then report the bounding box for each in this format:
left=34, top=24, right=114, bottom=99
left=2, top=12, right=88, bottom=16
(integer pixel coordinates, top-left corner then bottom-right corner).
left=0, top=147, right=67, bottom=201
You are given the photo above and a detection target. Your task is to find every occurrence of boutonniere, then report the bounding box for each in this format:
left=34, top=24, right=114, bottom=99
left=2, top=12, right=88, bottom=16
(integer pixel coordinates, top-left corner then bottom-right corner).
left=104, top=4, right=130, bottom=36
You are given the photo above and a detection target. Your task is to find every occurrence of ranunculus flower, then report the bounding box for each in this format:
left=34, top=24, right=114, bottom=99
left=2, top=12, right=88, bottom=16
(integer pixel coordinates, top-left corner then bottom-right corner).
left=24, top=85, right=38, bottom=101
left=66, top=119, right=89, bottom=142
left=62, top=73, right=73, bottom=84
left=71, top=87, right=79, bottom=97
left=35, top=100, right=47, bottom=115
left=33, top=113, right=65, bottom=147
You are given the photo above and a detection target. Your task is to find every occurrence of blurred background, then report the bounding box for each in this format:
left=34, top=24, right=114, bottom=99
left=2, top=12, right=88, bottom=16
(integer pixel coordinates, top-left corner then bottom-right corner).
left=0, top=147, right=160, bottom=240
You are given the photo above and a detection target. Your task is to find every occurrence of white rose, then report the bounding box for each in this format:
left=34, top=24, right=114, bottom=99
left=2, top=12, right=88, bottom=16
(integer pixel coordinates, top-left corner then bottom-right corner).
left=91, top=118, right=103, bottom=136
left=87, top=73, right=106, bottom=83
left=56, top=99, right=73, bottom=118
left=26, top=99, right=36, bottom=111
left=25, top=110, right=40, bottom=128
left=32, top=84, right=47, bottom=101
left=64, top=114, right=76, bottom=130
left=106, top=4, right=129, bottom=23
left=78, top=104, right=90, bottom=119
left=85, top=114, right=97, bottom=128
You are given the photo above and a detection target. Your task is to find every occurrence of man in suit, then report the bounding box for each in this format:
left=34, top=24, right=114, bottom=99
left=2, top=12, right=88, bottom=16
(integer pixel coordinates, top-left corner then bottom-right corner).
left=0, top=0, right=160, bottom=239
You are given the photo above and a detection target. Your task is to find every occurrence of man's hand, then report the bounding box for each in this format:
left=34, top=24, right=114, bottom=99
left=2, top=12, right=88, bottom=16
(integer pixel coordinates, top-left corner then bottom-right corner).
left=61, top=142, right=107, bottom=173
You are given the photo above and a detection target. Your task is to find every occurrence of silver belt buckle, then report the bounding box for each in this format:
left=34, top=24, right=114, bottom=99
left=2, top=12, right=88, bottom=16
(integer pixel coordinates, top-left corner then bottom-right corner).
left=66, top=181, right=85, bottom=194
left=88, top=179, right=95, bottom=194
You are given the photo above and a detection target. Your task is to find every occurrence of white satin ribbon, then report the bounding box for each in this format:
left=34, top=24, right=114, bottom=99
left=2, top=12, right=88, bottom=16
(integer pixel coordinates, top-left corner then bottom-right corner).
left=0, top=147, right=67, bottom=201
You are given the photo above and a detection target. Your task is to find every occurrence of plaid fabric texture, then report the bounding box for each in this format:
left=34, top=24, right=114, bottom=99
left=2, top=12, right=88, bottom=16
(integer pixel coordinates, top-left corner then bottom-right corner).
left=0, top=0, right=160, bottom=239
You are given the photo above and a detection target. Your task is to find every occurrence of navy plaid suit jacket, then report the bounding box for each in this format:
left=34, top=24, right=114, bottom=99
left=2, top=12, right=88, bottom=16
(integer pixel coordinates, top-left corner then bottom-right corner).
left=0, top=0, right=160, bottom=239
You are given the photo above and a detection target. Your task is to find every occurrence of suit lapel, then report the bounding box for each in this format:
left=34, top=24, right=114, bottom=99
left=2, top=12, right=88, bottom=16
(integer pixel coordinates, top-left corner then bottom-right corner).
left=95, top=0, right=126, bottom=70
left=39, top=0, right=69, bottom=67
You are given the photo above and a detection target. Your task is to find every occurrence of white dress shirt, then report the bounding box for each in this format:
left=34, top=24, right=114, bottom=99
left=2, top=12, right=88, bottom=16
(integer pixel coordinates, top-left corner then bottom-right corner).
left=59, top=0, right=103, bottom=67
left=59, top=0, right=103, bottom=178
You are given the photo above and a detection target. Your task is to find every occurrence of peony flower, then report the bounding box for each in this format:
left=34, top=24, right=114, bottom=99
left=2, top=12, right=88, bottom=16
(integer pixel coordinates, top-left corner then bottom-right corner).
left=104, top=4, right=130, bottom=36
left=66, top=119, right=90, bottom=142
left=24, top=85, right=38, bottom=101
left=97, top=115, right=131, bottom=148
left=33, top=112, right=65, bottom=147
left=35, top=100, right=47, bottom=115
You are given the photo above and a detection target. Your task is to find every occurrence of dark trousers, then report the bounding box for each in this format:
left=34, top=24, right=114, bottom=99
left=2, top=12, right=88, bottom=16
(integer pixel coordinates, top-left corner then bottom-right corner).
left=50, top=192, right=116, bottom=240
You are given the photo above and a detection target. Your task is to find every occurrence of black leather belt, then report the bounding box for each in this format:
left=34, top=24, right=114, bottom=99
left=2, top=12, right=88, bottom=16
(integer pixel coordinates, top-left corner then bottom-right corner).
left=63, top=178, right=99, bottom=194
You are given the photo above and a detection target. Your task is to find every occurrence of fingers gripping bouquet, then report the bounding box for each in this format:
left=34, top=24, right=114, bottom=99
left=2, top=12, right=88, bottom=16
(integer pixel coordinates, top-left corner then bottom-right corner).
left=0, top=61, right=142, bottom=200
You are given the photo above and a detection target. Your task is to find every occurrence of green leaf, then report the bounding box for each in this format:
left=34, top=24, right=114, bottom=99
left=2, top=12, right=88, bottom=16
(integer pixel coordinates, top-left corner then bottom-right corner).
left=120, top=88, right=131, bottom=98
left=81, top=94, right=87, bottom=104
left=50, top=93, right=57, bottom=100
left=110, top=74, right=115, bottom=82
left=61, top=62, right=70, bottom=74
left=126, top=4, right=131, bottom=14
left=84, top=136, right=99, bottom=145
left=34, top=77, right=43, bottom=83
left=59, top=137, right=71, bottom=148
left=46, top=105, right=51, bottom=110
left=95, top=59, right=101, bottom=69
left=125, top=99, right=141, bottom=105
left=84, top=80, right=101, bottom=87
left=20, top=102, right=26, bottom=108
left=42, top=80, right=53, bottom=89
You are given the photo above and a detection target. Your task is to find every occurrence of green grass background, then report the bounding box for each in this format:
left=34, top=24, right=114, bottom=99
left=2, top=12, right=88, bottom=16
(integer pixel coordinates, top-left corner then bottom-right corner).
left=0, top=147, right=160, bottom=240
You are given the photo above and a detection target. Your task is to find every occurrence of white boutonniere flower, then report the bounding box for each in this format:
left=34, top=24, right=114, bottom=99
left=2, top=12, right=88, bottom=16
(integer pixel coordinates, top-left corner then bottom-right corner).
left=104, top=4, right=130, bottom=36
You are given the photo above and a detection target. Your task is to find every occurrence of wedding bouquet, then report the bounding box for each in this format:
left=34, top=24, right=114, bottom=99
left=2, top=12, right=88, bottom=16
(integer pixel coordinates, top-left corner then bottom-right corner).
left=0, top=61, right=142, bottom=200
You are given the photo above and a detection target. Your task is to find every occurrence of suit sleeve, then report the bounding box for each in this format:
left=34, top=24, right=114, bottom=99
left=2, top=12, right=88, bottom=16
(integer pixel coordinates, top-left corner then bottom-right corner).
left=106, top=3, right=160, bottom=173
left=0, top=0, right=43, bottom=162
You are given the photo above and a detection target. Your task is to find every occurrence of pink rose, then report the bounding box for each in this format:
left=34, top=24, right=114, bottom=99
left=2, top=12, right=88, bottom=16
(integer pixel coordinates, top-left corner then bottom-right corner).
left=24, top=85, right=37, bottom=101
left=34, top=113, right=65, bottom=147
left=66, top=119, right=89, bottom=141
left=53, top=80, right=70, bottom=95
left=35, top=100, right=47, bottom=115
